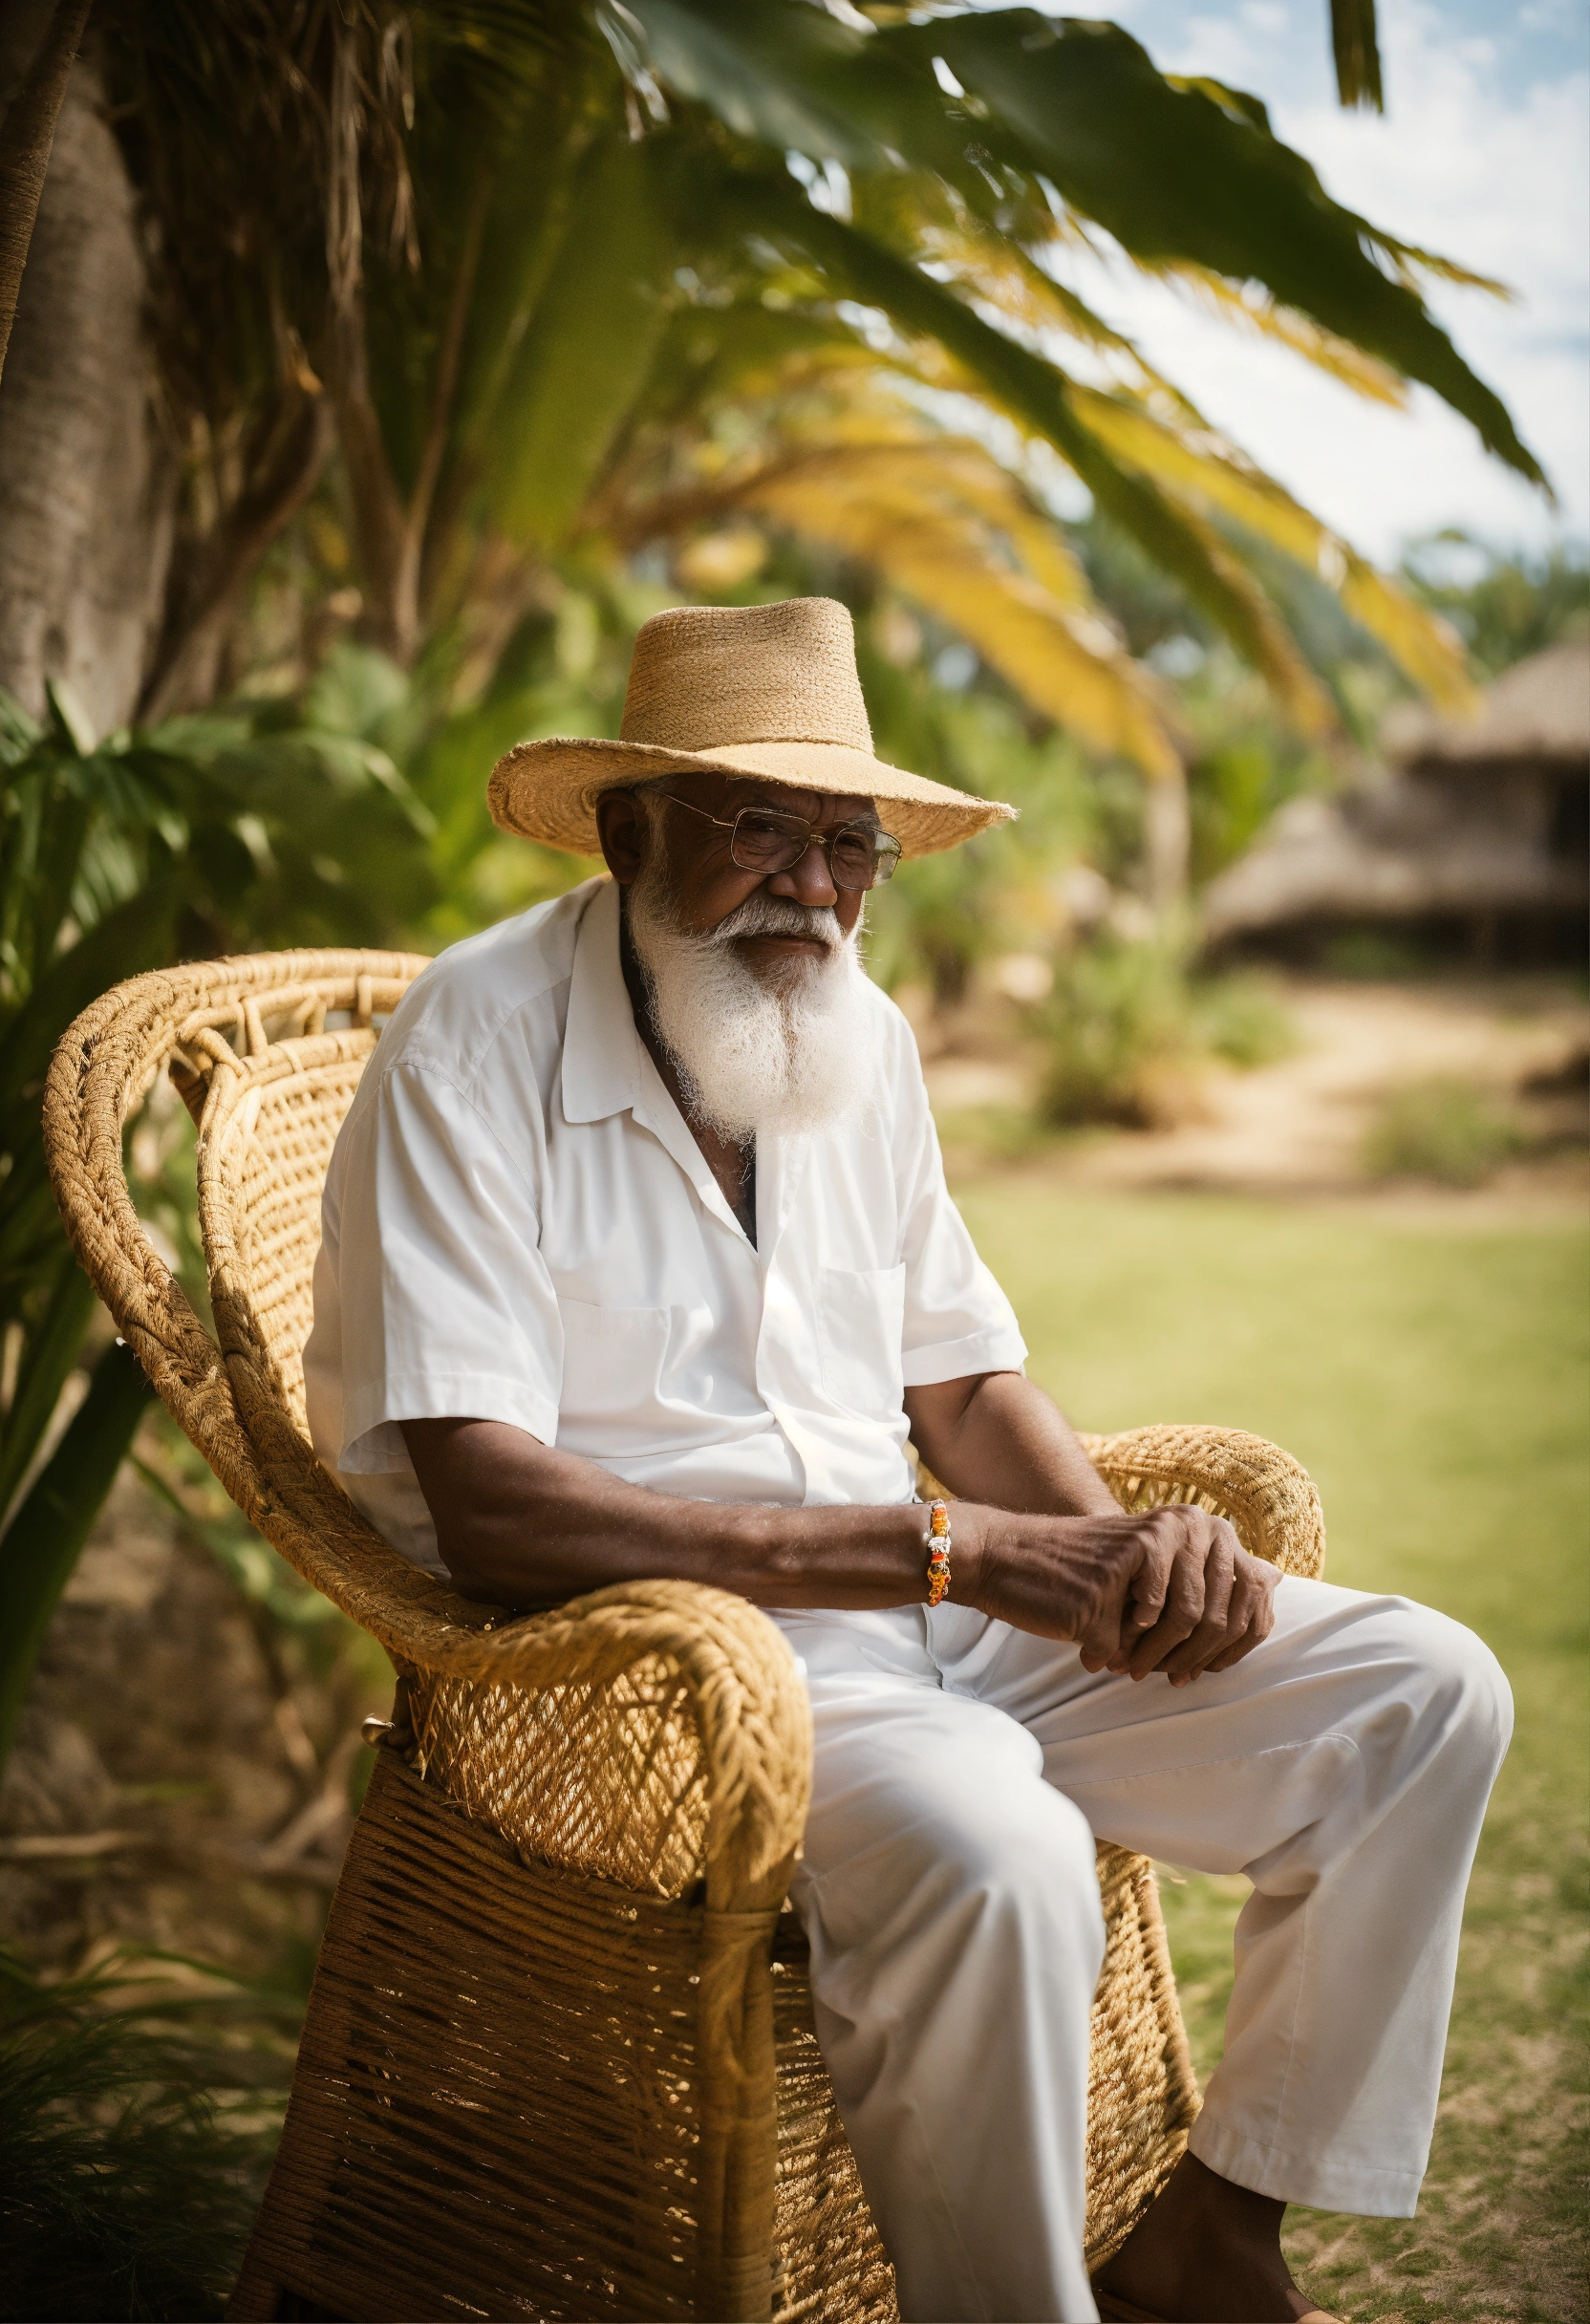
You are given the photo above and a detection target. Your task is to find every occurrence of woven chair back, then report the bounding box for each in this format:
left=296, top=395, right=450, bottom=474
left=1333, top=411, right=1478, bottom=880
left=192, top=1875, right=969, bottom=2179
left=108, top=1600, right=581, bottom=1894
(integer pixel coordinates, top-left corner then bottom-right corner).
left=181, top=976, right=416, bottom=1442
left=198, top=1026, right=376, bottom=1437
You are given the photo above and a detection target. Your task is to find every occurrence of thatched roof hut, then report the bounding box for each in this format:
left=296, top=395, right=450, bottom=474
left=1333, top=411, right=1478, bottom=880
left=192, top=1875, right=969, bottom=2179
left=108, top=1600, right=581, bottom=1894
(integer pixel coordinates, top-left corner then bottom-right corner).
left=1203, top=639, right=1589, bottom=958
left=1381, top=637, right=1589, bottom=770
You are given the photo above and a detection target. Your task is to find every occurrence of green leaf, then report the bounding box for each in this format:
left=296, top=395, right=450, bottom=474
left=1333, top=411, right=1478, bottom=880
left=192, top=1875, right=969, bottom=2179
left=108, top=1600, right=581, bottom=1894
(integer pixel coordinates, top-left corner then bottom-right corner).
left=1331, top=0, right=1385, bottom=112
left=485, top=136, right=675, bottom=547
left=740, top=178, right=1332, bottom=726
left=0, top=878, right=183, bottom=1113
left=613, top=7, right=1536, bottom=485
left=0, top=1255, right=97, bottom=1523
left=0, top=1148, right=70, bottom=1302
left=891, top=12, right=1540, bottom=484
left=0, top=1340, right=156, bottom=1768
left=610, top=0, right=966, bottom=180
left=1065, top=385, right=1474, bottom=705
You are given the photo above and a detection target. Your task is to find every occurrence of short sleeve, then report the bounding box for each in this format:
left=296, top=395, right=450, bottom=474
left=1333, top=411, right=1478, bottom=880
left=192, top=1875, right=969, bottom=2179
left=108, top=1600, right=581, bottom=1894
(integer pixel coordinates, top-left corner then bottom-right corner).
left=891, top=1031, right=1028, bottom=1387
left=316, top=1062, right=564, bottom=1473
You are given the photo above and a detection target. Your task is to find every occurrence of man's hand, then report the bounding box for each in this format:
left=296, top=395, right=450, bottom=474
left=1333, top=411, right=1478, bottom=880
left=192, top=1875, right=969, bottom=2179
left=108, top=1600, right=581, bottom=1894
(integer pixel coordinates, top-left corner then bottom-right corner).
left=961, top=1503, right=1278, bottom=1686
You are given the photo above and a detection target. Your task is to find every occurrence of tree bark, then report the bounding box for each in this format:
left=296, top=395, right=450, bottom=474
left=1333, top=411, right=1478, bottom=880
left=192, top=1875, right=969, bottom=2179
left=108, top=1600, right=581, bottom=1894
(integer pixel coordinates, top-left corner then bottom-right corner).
left=0, top=0, right=91, bottom=386
left=0, top=8, right=176, bottom=737
left=1143, top=762, right=1192, bottom=912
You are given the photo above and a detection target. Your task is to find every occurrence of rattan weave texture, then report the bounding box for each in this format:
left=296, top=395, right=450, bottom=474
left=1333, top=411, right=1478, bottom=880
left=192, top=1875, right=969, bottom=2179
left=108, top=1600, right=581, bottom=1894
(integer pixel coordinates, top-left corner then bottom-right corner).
left=43, top=951, right=1326, bottom=2322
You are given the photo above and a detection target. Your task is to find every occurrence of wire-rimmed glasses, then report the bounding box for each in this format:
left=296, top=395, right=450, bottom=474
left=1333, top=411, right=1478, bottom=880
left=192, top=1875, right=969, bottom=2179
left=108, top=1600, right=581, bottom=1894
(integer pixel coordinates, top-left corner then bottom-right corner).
left=660, top=794, right=903, bottom=890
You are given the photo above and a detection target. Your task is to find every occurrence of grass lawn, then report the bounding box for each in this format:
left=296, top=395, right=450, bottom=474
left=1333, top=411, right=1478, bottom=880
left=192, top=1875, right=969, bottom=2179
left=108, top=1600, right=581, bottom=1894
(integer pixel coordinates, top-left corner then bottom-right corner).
left=956, top=1180, right=1588, bottom=2324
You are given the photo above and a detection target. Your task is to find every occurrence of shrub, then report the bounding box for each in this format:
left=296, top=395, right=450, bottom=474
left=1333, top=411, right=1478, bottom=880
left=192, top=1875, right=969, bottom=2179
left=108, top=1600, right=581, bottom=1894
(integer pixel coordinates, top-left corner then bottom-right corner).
left=0, top=1950, right=288, bottom=2322
left=1037, top=935, right=1297, bottom=1128
left=1362, top=1077, right=1526, bottom=1189
left=1193, top=971, right=1299, bottom=1070
left=1037, top=935, right=1192, bottom=1128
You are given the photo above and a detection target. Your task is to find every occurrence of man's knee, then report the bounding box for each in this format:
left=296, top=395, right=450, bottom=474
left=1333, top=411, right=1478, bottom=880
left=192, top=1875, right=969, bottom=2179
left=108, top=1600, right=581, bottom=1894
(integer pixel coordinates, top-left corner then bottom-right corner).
left=1375, top=1596, right=1513, bottom=1772
left=1428, top=1607, right=1513, bottom=1762
left=933, top=1782, right=1107, bottom=1967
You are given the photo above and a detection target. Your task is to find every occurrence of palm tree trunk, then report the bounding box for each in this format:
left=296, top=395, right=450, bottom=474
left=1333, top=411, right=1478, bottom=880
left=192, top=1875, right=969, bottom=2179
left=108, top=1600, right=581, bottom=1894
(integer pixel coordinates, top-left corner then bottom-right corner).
left=0, top=5, right=176, bottom=735
left=1144, top=763, right=1192, bottom=913
left=0, top=0, right=91, bottom=386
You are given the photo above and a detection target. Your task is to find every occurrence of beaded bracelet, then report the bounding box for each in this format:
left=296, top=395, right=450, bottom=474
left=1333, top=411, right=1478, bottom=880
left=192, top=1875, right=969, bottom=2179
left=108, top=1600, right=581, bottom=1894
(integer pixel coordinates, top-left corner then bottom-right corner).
left=925, top=1499, right=952, bottom=1605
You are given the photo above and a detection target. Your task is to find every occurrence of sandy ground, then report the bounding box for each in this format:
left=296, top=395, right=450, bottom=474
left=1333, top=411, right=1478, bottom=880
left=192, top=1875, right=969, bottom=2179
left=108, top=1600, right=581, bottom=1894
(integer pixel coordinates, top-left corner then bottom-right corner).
left=925, top=976, right=1590, bottom=1212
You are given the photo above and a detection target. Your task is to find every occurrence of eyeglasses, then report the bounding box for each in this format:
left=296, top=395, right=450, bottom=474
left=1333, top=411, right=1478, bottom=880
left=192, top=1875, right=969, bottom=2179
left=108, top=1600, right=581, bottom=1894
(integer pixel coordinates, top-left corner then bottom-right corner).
left=660, top=794, right=903, bottom=890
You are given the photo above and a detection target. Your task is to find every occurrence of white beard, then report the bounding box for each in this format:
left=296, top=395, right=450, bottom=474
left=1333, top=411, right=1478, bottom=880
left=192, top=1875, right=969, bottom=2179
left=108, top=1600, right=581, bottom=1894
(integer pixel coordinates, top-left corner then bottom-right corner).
left=625, top=857, right=879, bottom=1143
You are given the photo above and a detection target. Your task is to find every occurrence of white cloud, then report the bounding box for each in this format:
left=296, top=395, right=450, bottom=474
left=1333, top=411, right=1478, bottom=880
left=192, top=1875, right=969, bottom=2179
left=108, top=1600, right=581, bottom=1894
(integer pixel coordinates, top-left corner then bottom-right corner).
left=1054, top=0, right=1589, bottom=561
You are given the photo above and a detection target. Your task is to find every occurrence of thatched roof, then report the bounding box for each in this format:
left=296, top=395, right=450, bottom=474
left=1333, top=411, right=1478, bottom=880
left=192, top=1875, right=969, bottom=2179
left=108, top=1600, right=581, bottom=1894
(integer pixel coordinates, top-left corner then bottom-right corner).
left=1383, top=637, right=1590, bottom=768
left=1201, top=784, right=1588, bottom=939
left=1202, top=640, right=1590, bottom=940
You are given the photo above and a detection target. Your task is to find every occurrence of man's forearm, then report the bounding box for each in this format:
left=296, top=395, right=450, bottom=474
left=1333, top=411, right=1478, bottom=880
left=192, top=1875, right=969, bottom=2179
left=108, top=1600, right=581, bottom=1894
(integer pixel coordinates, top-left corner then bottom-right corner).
left=904, top=1369, right=1121, bottom=1518
left=401, top=1416, right=932, bottom=1610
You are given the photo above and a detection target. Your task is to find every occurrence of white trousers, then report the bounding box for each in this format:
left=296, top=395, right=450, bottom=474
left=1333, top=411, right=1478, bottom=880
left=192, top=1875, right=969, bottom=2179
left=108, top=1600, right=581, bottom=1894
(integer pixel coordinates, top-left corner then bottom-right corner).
left=772, top=1577, right=1512, bottom=2324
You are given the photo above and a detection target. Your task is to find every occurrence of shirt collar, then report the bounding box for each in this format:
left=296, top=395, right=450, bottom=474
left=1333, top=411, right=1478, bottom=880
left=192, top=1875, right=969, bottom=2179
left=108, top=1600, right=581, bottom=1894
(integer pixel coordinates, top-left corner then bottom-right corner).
left=560, top=878, right=642, bottom=1125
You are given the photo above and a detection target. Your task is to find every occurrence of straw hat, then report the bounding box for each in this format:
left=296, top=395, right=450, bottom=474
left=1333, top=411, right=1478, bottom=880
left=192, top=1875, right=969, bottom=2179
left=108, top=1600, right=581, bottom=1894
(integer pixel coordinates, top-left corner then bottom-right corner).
left=487, top=596, right=1015, bottom=858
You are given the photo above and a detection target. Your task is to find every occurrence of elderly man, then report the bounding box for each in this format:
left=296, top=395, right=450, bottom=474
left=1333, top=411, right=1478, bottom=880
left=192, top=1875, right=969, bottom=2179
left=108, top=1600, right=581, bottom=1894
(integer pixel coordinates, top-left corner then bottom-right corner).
left=305, top=597, right=1510, bottom=2324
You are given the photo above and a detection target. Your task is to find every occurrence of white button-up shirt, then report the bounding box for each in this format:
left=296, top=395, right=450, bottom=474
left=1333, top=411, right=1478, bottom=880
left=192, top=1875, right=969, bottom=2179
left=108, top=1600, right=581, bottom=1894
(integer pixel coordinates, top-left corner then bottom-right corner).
left=304, top=876, right=1026, bottom=1577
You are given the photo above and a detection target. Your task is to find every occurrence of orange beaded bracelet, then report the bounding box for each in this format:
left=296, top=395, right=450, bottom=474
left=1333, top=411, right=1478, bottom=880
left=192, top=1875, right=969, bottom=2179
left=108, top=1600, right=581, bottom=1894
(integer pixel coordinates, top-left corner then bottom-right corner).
left=925, top=1499, right=952, bottom=1605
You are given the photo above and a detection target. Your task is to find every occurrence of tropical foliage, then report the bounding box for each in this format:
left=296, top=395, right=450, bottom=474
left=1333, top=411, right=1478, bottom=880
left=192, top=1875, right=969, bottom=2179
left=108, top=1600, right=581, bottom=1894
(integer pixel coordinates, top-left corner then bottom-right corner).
left=0, top=1, right=1547, bottom=1764
left=0, top=681, right=433, bottom=1758
left=94, top=0, right=1523, bottom=763
left=1402, top=536, right=1590, bottom=678
left=0, top=1947, right=290, bottom=2322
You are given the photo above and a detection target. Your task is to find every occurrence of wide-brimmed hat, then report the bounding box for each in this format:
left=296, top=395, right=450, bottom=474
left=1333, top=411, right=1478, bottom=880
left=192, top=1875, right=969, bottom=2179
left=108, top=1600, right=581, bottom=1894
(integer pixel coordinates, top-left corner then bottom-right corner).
left=487, top=596, right=1014, bottom=858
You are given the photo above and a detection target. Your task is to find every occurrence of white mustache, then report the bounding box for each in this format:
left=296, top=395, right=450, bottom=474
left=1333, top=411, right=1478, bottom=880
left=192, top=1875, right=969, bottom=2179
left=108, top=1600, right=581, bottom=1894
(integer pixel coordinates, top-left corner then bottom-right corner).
left=707, top=894, right=845, bottom=954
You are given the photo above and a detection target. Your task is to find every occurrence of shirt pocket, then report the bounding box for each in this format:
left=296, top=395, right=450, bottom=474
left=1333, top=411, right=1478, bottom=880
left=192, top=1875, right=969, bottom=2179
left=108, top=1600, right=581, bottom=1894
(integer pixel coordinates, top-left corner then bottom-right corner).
left=556, top=1297, right=674, bottom=1454
left=816, top=1262, right=907, bottom=1420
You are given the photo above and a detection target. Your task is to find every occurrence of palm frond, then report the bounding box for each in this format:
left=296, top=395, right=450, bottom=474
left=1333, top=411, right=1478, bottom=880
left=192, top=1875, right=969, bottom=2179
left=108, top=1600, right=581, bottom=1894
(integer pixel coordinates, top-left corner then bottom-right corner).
left=732, top=437, right=1183, bottom=775
left=1331, top=0, right=1384, bottom=113
left=1136, top=265, right=1409, bottom=409
left=869, top=12, right=1542, bottom=484
left=737, top=181, right=1336, bottom=730
left=1067, top=387, right=1476, bottom=706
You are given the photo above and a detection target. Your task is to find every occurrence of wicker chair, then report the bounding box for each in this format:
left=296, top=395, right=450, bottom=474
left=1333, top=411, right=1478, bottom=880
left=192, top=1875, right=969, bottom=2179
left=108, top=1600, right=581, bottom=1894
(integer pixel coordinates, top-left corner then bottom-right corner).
left=43, top=948, right=1326, bottom=2324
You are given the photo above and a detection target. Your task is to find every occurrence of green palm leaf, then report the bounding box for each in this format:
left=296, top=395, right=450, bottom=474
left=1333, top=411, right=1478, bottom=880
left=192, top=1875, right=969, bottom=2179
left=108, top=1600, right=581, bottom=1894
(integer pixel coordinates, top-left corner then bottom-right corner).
left=737, top=176, right=1335, bottom=730
left=613, top=2, right=1540, bottom=485
left=887, top=12, right=1540, bottom=484
left=463, top=134, right=675, bottom=549
left=1066, top=387, right=1475, bottom=705
left=1331, top=0, right=1384, bottom=112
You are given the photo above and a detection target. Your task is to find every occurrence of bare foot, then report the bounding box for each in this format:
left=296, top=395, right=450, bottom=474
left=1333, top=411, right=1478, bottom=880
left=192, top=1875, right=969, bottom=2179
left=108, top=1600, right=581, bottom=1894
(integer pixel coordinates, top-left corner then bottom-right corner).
left=1093, top=2152, right=1334, bottom=2322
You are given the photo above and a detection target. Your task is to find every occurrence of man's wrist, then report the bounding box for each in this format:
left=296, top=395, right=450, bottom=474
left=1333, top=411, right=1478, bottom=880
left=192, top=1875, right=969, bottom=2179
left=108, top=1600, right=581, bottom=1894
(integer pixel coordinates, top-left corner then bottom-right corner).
left=941, top=1501, right=991, bottom=1609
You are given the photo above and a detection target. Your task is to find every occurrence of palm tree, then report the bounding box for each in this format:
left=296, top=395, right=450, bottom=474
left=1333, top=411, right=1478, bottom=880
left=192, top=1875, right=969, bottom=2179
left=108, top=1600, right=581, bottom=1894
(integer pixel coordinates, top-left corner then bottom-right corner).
left=86, top=0, right=1536, bottom=756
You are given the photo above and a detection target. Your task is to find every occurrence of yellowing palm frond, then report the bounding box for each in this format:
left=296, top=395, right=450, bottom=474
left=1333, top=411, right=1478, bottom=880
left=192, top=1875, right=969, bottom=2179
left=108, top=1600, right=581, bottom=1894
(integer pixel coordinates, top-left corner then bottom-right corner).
left=1139, top=264, right=1410, bottom=408
left=1068, top=387, right=1477, bottom=707
left=729, top=438, right=1184, bottom=777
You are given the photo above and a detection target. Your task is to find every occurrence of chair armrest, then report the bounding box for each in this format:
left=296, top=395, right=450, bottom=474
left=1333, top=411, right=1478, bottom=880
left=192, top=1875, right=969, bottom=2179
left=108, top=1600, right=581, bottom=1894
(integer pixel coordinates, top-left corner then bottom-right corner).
left=1078, top=1425, right=1325, bottom=1580
left=388, top=1577, right=813, bottom=1912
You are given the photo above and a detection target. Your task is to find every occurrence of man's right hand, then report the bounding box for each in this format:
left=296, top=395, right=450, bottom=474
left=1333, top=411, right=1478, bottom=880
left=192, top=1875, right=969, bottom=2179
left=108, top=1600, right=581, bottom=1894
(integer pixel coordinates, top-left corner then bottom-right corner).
left=961, top=1503, right=1279, bottom=1686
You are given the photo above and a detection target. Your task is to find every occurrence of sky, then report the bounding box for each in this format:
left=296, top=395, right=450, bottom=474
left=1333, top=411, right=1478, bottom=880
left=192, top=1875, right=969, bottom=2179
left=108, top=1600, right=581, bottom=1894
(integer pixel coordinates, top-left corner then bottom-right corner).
left=1028, top=0, right=1590, bottom=565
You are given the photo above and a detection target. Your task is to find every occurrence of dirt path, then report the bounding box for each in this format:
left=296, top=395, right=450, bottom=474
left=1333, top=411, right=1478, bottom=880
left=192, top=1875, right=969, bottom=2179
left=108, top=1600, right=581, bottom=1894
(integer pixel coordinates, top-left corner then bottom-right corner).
left=925, top=976, right=1589, bottom=1211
